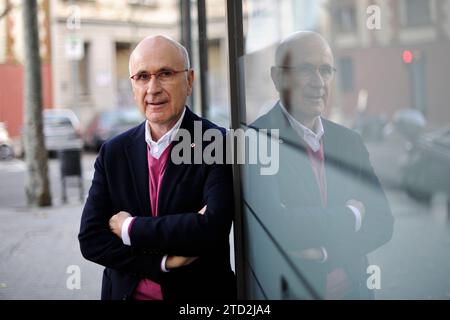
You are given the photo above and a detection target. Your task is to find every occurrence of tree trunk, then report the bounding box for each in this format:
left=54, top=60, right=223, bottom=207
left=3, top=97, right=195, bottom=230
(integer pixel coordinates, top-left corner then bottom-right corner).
left=22, top=0, right=52, bottom=207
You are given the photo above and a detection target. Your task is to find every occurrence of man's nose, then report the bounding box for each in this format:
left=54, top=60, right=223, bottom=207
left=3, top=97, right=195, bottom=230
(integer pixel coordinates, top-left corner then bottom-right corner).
left=146, top=76, right=162, bottom=95
left=309, top=70, right=325, bottom=88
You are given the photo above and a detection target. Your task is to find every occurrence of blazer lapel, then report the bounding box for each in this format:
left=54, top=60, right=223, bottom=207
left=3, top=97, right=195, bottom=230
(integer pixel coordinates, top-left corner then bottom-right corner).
left=125, top=122, right=151, bottom=217
left=270, top=104, right=322, bottom=206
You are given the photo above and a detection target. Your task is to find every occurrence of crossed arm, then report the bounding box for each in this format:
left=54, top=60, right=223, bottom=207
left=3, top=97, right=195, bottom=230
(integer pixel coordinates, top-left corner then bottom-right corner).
left=79, top=145, right=234, bottom=281
left=108, top=206, right=208, bottom=269
left=285, top=138, right=393, bottom=263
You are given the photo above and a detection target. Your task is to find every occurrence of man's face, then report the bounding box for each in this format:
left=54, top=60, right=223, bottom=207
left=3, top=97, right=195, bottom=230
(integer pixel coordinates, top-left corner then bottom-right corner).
left=272, top=37, right=334, bottom=121
left=129, top=38, right=193, bottom=129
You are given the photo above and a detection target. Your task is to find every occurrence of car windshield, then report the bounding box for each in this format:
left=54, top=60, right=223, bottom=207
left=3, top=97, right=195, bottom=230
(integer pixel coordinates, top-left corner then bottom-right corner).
left=44, top=116, right=74, bottom=127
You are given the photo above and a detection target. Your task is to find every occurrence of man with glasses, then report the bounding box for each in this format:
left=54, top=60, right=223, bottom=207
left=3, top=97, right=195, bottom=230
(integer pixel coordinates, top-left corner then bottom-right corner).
left=250, top=31, right=394, bottom=299
left=79, top=35, right=236, bottom=300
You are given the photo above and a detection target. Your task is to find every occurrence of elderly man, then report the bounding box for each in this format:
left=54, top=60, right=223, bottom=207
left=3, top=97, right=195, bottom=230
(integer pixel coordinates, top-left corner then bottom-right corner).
left=79, top=35, right=236, bottom=300
left=250, top=31, right=394, bottom=299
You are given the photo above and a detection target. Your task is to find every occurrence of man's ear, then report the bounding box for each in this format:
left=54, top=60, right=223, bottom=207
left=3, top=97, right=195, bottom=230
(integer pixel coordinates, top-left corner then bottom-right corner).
left=187, top=69, right=194, bottom=96
left=271, top=66, right=287, bottom=91
left=270, top=66, right=279, bottom=90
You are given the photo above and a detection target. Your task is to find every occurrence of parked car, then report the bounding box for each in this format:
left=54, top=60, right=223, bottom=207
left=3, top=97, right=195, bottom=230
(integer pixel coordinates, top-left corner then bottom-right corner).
left=353, top=114, right=388, bottom=142
left=393, top=108, right=426, bottom=142
left=18, top=109, right=82, bottom=158
left=83, top=109, right=143, bottom=151
left=0, top=122, right=14, bottom=160
left=400, top=125, right=450, bottom=203
left=43, top=109, right=83, bottom=155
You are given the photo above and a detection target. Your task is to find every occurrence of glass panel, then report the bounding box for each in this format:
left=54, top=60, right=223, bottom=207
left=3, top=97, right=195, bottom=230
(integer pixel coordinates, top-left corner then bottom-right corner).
left=239, top=0, right=450, bottom=299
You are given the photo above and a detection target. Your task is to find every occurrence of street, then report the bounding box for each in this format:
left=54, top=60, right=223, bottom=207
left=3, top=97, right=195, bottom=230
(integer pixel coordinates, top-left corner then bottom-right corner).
left=366, top=135, right=450, bottom=299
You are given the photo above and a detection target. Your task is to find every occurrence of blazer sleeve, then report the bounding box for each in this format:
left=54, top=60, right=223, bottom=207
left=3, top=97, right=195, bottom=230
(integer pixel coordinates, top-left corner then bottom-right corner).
left=78, top=146, right=164, bottom=282
left=276, top=134, right=394, bottom=263
left=323, top=134, right=394, bottom=263
left=129, top=156, right=234, bottom=256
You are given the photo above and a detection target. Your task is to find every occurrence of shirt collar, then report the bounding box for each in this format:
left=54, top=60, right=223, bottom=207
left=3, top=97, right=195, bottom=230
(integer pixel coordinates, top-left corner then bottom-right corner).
left=145, top=107, right=186, bottom=147
left=279, top=101, right=324, bottom=152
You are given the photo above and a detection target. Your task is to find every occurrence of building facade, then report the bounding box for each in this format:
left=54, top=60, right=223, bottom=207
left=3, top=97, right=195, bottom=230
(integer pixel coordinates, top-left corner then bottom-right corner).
left=329, top=0, right=450, bottom=126
left=50, top=0, right=179, bottom=126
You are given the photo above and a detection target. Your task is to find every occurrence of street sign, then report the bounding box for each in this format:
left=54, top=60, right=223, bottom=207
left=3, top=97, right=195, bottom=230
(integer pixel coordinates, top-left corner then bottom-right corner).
left=65, top=35, right=84, bottom=61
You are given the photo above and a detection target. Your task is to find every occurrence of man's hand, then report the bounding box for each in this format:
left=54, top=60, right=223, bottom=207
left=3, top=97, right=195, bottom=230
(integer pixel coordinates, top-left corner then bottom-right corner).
left=165, top=256, right=198, bottom=269
left=346, top=199, right=365, bottom=221
left=164, top=205, right=207, bottom=270
left=109, top=211, right=131, bottom=238
left=291, top=248, right=324, bottom=261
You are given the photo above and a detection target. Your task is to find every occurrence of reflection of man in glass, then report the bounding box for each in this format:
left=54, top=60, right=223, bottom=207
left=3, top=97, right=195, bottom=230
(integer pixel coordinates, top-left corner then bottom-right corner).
left=252, top=31, right=394, bottom=299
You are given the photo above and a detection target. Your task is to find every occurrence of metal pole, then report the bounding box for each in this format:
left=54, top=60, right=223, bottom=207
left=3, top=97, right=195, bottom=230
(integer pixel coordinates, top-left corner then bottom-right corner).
left=226, top=0, right=246, bottom=299
left=179, top=0, right=193, bottom=108
left=197, top=0, right=209, bottom=117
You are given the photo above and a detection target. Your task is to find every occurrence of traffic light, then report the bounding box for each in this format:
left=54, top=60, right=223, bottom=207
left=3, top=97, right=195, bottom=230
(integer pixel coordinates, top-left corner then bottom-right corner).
left=402, top=50, right=414, bottom=64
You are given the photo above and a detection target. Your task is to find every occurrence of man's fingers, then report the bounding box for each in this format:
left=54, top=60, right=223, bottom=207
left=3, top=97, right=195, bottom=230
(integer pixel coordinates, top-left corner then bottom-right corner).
left=109, top=215, right=116, bottom=227
left=346, top=199, right=360, bottom=208
left=117, top=211, right=131, bottom=218
left=166, top=255, right=199, bottom=269
left=291, top=248, right=323, bottom=261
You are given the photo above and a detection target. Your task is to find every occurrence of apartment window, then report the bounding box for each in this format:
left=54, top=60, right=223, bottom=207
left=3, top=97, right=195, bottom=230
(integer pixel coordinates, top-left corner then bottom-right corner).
left=334, top=3, right=357, bottom=34
left=78, top=42, right=90, bottom=96
left=338, top=57, right=354, bottom=92
left=115, top=42, right=134, bottom=107
left=403, top=0, right=433, bottom=27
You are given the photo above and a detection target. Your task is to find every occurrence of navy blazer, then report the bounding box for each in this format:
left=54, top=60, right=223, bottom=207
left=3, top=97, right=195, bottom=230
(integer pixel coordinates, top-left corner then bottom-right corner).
left=79, top=107, right=236, bottom=300
left=247, top=103, right=394, bottom=298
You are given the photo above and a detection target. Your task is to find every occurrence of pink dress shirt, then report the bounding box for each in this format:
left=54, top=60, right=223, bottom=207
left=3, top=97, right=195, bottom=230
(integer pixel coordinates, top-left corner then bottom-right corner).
left=305, top=143, right=351, bottom=299
left=132, top=144, right=172, bottom=300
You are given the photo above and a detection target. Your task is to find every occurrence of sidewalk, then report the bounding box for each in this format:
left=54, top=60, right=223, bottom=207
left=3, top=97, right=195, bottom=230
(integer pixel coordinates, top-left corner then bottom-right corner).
left=0, top=201, right=102, bottom=299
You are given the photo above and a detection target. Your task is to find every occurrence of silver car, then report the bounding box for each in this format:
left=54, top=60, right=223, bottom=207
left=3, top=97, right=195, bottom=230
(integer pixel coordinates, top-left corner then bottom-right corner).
left=0, top=122, right=14, bottom=159
left=43, top=109, right=83, bottom=154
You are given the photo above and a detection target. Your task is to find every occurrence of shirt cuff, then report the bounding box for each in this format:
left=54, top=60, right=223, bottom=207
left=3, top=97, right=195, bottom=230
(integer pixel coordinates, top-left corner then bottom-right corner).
left=161, top=255, right=170, bottom=272
left=121, top=217, right=134, bottom=246
left=347, top=205, right=362, bottom=232
left=319, top=247, right=328, bottom=263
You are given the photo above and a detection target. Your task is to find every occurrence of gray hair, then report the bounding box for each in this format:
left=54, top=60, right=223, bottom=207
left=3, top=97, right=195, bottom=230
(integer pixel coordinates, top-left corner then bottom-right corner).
left=177, top=40, right=190, bottom=69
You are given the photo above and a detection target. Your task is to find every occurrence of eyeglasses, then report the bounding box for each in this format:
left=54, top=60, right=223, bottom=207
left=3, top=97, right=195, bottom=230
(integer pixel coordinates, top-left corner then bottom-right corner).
left=277, top=63, right=337, bottom=81
left=130, top=69, right=189, bottom=85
